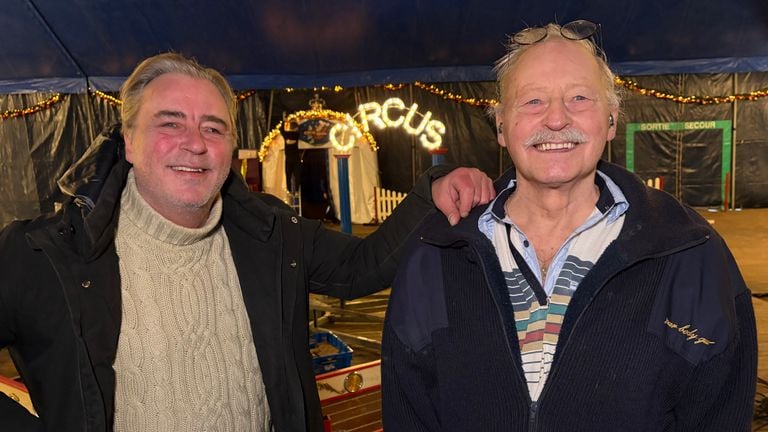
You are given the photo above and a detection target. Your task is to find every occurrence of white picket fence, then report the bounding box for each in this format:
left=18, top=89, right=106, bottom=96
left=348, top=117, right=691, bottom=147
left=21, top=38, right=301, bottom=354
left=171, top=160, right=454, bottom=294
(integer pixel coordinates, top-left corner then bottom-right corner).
left=645, top=176, right=664, bottom=190
left=374, top=187, right=407, bottom=223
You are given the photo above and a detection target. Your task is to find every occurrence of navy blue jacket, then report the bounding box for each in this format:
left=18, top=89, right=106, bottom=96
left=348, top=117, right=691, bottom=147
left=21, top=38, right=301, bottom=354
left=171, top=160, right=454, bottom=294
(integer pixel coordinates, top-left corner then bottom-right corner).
left=382, top=161, right=757, bottom=431
left=0, top=125, right=450, bottom=431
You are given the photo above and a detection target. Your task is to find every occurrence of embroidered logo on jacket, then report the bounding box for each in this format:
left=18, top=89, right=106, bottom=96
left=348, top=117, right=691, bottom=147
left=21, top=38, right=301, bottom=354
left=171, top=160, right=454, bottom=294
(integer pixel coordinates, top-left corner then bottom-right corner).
left=664, top=318, right=716, bottom=345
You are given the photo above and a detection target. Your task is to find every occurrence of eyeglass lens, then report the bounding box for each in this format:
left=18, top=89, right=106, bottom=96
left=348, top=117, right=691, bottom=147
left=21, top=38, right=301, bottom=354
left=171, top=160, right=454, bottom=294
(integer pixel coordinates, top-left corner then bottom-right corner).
left=512, top=20, right=598, bottom=45
left=560, top=20, right=598, bottom=41
left=512, top=27, right=548, bottom=45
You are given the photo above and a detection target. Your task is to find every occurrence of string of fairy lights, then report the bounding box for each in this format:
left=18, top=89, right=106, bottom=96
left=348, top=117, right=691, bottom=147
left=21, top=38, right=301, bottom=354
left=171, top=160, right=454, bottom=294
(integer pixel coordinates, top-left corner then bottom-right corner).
left=4, top=77, right=768, bottom=121
left=0, top=94, right=61, bottom=120
left=614, top=77, right=768, bottom=105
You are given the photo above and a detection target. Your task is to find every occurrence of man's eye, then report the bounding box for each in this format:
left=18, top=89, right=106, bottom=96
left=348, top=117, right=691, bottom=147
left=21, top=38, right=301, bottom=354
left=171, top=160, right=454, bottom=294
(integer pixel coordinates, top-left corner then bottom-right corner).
left=202, top=126, right=223, bottom=135
left=567, top=95, right=596, bottom=112
left=158, top=122, right=185, bottom=133
left=572, top=95, right=594, bottom=102
left=518, top=98, right=546, bottom=113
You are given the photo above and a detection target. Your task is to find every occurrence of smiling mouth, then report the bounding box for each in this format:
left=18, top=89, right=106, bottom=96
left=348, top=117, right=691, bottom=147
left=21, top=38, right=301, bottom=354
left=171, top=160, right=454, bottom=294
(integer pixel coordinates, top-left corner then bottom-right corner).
left=533, top=142, right=576, bottom=151
left=170, top=166, right=206, bottom=173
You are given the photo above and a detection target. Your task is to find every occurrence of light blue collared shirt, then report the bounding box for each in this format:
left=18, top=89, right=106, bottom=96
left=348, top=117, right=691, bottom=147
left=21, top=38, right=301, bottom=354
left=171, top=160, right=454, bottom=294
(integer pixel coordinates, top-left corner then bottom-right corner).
left=478, top=170, right=629, bottom=296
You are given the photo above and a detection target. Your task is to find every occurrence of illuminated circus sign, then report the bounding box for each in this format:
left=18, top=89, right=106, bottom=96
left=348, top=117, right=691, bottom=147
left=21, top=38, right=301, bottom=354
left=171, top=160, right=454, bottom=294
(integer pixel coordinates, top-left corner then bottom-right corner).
left=330, top=98, right=447, bottom=151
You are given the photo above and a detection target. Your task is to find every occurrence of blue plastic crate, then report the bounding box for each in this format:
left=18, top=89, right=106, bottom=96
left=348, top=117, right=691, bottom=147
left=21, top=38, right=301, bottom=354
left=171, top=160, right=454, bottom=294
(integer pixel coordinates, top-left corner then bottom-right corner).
left=309, top=331, right=353, bottom=374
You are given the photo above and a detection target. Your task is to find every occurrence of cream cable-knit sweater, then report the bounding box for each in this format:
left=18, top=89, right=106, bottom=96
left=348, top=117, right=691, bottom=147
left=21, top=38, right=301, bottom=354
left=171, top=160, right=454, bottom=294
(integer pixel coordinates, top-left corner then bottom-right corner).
left=113, top=171, right=272, bottom=431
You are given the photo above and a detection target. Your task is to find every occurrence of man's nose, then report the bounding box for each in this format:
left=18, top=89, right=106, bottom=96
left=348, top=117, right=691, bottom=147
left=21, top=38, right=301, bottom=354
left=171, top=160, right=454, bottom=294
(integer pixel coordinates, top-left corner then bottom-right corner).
left=180, top=129, right=207, bottom=154
left=543, top=99, right=571, bottom=130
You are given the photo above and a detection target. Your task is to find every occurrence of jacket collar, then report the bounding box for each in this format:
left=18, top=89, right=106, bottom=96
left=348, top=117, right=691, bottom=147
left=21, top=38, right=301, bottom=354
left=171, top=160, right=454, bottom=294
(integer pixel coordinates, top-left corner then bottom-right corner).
left=597, top=160, right=711, bottom=260
left=221, top=176, right=277, bottom=243
left=49, top=124, right=128, bottom=259
left=420, top=160, right=711, bottom=262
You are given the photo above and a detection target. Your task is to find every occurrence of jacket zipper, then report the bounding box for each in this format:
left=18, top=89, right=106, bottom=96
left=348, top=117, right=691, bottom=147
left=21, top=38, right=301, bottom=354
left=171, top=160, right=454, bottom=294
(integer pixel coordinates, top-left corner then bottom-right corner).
left=467, top=241, right=538, bottom=425
left=473, top=239, right=543, bottom=429
left=528, top=401, right=538, bottom=432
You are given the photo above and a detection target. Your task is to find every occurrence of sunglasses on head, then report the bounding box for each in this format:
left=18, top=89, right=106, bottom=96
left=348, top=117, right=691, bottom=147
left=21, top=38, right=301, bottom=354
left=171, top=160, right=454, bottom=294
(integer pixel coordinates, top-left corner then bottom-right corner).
left=512, top=19, right=600, bottom=45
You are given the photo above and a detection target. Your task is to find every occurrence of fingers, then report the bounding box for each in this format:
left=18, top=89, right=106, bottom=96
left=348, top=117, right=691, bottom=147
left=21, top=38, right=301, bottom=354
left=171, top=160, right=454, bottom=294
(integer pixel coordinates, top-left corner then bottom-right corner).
left=481, top=174, right=496, bottom=203
left=431, top=167, right=495, bottom=226
left=457, top=168, right=495, bottom=217
left=448, top=212, right=460, bottom=226
left=431, top=176, right=459, bottom=225
left=456, top=178, right=475, bottom=218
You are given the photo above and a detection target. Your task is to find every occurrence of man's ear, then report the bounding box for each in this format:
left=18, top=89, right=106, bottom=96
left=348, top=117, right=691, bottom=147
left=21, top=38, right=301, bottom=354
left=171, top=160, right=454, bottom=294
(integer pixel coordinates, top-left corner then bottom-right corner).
left=606, top=110, right=618, bottom=141
left=123, top=130, right=135, bottom=164
left=495, top=113, right=507, bottom=148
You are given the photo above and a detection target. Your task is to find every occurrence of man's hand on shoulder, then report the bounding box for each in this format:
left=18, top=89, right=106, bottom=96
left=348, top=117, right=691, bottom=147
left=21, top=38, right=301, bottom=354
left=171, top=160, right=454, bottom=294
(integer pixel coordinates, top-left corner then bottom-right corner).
left=431, top=167, right=495, bottom=226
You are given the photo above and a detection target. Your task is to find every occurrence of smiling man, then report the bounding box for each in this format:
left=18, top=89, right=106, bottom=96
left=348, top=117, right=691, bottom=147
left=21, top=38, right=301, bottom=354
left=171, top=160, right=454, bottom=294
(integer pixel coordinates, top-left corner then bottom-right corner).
left=0, top=53, right=494, bottom=432
left=123, top=72, right=235, bottom=228
left=382, top=21, right=757, bottom=431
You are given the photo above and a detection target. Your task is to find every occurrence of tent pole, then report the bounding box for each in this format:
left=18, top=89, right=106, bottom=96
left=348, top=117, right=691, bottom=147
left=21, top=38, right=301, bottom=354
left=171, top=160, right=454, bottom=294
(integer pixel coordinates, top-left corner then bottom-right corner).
left=731, top=74, right=738, bottom=210
left=83, top=80, right=97, bottom=142
left=409, top=84, right=417, bottom=186
left=266, top=89, right=275, bottom=131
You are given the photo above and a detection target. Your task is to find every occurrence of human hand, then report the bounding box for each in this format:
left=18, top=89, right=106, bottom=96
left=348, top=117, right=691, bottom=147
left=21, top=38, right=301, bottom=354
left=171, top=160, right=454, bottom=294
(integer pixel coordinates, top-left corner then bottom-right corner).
left=431, top=167, right=495, bottom=226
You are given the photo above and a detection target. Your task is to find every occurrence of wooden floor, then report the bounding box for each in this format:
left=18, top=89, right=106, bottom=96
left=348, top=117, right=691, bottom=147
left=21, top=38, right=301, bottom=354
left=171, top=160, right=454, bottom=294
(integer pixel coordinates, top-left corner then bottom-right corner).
left=753, top=297, right=768, bottom=385
left=322, top=389, right=383, bottom=432
left=700, top=209, right=768, bottom=431
left=701, top=208, right=768, bottom=295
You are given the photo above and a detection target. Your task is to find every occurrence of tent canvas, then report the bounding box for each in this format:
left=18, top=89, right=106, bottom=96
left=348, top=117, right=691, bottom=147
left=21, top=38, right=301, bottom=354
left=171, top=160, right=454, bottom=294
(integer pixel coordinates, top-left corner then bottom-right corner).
left=3, top=1, right=768, bottom=93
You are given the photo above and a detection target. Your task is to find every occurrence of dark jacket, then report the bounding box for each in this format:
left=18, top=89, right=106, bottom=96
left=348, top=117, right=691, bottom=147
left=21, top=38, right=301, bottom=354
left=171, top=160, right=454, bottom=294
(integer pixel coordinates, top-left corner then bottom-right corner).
left=382, top=161, right=757, bottom=431
left=0, top=125, right=450, bottom=431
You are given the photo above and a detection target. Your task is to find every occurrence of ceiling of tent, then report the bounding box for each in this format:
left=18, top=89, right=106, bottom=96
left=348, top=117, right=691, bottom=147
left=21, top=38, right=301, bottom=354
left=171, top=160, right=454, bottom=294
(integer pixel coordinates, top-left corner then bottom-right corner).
left=3, top=0, right=768, bottom=93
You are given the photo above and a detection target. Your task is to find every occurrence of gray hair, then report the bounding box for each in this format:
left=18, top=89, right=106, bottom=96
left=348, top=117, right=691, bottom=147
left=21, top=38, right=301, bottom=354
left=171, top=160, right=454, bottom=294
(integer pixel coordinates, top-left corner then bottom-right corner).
left=120, top=52, right=237, bottom=142
left=489, top=23, right=620, bottom=117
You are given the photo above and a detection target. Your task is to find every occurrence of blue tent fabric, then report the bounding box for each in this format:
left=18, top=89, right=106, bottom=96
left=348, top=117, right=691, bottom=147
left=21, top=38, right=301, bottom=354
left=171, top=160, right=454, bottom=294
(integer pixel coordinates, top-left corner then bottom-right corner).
left=3, top=0, right=768, bottom=92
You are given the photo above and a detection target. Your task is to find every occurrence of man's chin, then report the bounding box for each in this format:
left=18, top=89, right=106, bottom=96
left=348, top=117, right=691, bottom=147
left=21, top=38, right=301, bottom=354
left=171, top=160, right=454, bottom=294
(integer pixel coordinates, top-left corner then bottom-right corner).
left=166, top=193, right=217, bottom=211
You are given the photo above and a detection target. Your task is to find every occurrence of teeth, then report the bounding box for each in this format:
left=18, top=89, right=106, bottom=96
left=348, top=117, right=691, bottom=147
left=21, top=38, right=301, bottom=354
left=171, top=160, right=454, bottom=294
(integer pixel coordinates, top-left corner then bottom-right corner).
left=535, top=142, right=575, bottom=151
left=172, top=166, right=204, bottom=173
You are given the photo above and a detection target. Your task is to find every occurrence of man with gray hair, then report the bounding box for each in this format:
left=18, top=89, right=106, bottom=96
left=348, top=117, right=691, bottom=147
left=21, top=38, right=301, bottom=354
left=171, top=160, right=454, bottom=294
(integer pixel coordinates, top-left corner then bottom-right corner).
left=0, top=52, right=494, bottom=431
left=382, top=20, right=756, bottom=431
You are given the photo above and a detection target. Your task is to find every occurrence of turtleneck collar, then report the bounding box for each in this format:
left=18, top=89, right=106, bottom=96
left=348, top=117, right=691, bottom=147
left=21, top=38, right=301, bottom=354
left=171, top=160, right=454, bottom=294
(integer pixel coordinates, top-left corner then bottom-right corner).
left=119, top=169, right=223, bottom=246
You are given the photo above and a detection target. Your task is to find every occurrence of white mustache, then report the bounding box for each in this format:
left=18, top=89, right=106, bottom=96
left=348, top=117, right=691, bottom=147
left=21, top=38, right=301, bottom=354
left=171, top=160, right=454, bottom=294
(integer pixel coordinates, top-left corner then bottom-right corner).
left=523, top=129, right=588, bottom=148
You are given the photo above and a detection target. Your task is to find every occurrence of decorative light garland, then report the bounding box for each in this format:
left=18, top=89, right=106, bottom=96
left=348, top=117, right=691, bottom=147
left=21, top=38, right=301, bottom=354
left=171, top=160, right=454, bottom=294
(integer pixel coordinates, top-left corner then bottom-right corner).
left=8, top=75, right=768, bottom=124
left=411, top=82, right=498, bottom=108
left=1, top=94, right=61, bottom=121
left=285, top=85, right=344, bottom=93
left=91, top=89, right=122, bottom=106
left=383, top=83, right=407, bottom=91
left=259, top=109, right=377, bottom=162
left=90, top=89, right=259, bottom=105
left=381, top=79, right=768, bottom=107
left=236, top=89, right=258, bottom=102
left=380, top=82, right=499, bottom=108
left=615, top=77, right=768, bottom=105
